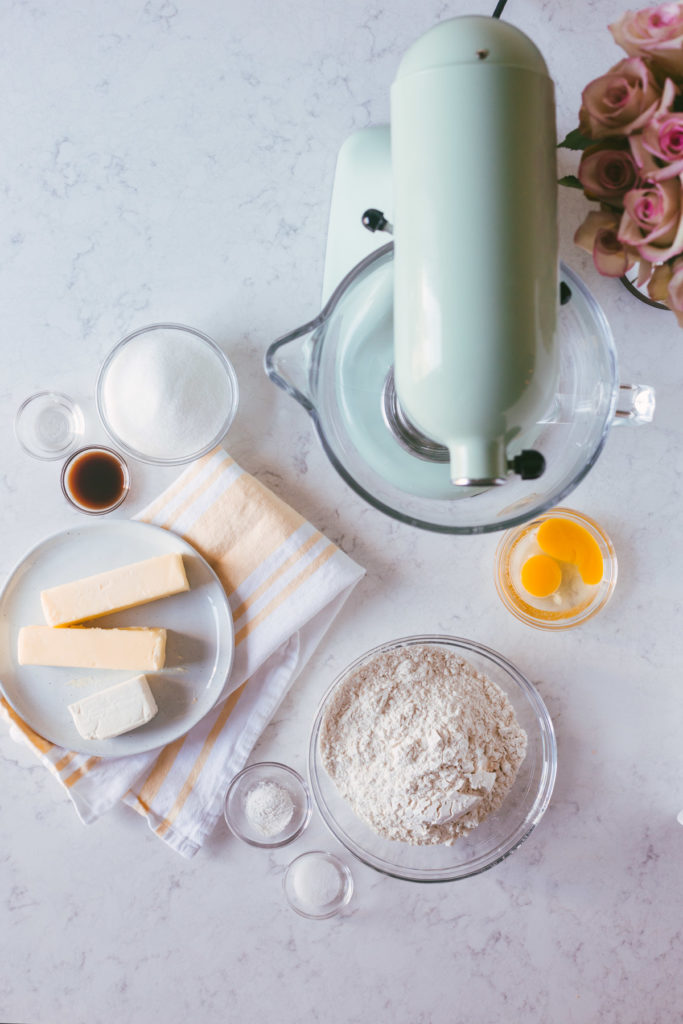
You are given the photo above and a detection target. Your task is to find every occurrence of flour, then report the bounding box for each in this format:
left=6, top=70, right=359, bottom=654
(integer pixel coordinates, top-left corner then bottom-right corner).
left=319, top=644, right=527, bottom=846
left=244, top=781, right=294, bottom=837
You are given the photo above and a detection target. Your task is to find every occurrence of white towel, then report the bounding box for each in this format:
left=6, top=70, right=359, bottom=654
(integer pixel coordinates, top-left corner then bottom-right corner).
left=1, top=448, right=364, bottom=857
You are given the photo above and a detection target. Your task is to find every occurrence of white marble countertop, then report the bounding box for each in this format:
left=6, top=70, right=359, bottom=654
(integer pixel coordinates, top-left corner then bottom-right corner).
left=2, top=1, right=683, bottom=1021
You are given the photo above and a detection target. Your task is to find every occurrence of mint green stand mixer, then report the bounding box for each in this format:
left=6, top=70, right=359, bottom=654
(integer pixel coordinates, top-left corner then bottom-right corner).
left=265, top=15, right=654, bottom=534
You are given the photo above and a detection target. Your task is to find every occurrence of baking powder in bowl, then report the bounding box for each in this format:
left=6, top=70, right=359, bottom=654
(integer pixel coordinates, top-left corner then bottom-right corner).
left=244, top=780, right=294, bottom=837
left=319, top=643, right=527, bottom=846
left=102, top=328, right=233, bottom=460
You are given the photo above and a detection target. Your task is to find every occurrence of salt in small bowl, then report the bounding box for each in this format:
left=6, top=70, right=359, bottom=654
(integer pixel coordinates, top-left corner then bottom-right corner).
left=283, top=851, right=353, bottom=919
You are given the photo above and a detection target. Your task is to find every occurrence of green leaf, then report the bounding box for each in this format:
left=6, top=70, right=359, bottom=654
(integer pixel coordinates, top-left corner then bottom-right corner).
left=558, top=127, right=592, bottom=151
left=558, top=174, right=584, bottom=190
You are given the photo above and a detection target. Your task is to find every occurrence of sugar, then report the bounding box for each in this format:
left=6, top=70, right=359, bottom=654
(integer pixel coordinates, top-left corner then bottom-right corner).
left=102, top=329, right=231, bottom=459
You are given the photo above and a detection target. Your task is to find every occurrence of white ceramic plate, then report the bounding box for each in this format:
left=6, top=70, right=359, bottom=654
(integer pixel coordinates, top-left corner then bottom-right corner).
left=0, top=521, right=234, bottom=757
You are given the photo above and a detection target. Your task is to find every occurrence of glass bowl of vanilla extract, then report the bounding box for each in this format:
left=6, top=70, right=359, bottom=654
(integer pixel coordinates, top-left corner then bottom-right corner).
left=60, top=445, right=130, bottom=515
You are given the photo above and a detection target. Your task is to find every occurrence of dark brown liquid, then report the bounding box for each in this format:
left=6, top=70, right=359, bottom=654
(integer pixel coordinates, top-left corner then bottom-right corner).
left=67, top=450, right=126, bottom=510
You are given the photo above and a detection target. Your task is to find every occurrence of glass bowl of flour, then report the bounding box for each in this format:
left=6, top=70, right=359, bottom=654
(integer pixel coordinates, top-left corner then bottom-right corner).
left=309, top=635, right=557, bottom=883
left=97, top=323, right=239, bottom=465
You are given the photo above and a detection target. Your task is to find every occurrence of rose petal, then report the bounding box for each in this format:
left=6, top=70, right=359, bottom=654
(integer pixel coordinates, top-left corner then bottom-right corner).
left=574, top=210, right=621, bottom=252
left=593, top=237, right=631, bottom=276
left=648, top=261, right=672, bottom=300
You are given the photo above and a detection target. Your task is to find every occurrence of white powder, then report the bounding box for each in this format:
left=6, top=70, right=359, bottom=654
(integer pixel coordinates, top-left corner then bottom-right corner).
left=244, top=780, right=294, bottom=837
left=291, top=857, right=343, bottom=910
left=102, top=329, right=233, bottom=459
left=320, top=644, right=527, bottom=846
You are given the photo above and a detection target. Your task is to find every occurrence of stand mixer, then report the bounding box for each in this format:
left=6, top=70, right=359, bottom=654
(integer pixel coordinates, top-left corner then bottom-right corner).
left=265, top=15, right=655, bottom=534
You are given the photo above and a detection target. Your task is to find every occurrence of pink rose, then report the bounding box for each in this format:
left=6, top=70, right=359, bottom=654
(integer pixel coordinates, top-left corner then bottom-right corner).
left=610, top=3, right=683, bottom=78
left=575, top=209, right=638, bottom=276
left=578, top=142, right=639, bottom=202
left=666, top=257, right=683, bottom=323
left=618, top=176, right=683, bottom=261
left=579, top=57, right=661, bottom=138
left=628, top=78, right=683, bottom=178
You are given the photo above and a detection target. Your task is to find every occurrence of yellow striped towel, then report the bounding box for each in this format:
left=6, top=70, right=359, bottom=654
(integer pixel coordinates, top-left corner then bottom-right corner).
left=0, top=447, right=364, bottom=857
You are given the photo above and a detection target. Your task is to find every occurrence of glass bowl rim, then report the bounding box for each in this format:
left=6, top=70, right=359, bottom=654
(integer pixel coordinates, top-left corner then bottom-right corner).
left=96, top=322, right=239, bottom=466
left=223, top=760, right=312, bottom=848
left=308, top=633, right=557, bottom=883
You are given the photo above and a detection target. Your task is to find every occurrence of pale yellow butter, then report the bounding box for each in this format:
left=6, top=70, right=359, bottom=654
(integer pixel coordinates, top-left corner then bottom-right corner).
left=68, top=674, right=158, bottom=740
left=40, top=553, right=189, bottom=627
left=18, top=626, right=166, bottom=671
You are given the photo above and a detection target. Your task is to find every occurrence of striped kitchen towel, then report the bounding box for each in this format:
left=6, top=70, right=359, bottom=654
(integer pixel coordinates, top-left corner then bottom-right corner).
left=0, top=447, right=364, bottom=857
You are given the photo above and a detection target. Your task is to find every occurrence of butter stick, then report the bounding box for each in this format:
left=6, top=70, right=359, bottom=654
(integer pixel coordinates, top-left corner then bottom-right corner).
left=68, top=674, right=158, bottom=740
left=40, top=553, right=189, bottom=627
left=18, top=626, right=166, bottom=671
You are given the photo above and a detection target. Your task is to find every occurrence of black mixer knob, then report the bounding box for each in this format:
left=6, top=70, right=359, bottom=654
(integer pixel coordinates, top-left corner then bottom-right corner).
left=509, top=450, right=546, bottom=480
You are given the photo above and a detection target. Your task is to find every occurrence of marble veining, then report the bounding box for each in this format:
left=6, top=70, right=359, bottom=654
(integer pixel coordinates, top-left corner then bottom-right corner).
left=2, top=0, right=683, bottom=1022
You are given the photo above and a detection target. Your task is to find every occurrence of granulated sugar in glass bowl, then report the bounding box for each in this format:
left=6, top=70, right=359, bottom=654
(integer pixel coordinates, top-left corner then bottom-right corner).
left=309, top=635, right=557, bottom=883
left=97, top=323, right=239, bottom=465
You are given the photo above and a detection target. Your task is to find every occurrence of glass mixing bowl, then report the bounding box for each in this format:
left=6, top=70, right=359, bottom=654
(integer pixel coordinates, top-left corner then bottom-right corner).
left=266, top=244, right=653, bottom=533
left=308, top=635, right=557, bottom=883
left=97, top=323, right=239, bottom=466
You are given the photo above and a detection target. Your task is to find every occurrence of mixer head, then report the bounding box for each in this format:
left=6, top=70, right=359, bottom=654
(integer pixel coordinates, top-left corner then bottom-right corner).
left=390, top=16, right=559, bottom=489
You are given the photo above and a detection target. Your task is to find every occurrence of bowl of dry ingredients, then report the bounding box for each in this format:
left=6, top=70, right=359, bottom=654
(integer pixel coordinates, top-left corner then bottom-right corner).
left=309, top=635, right=557, bottom=883
left=97, top=323, right=239, bottom=465
left=224, top=762, right=312, bottom=848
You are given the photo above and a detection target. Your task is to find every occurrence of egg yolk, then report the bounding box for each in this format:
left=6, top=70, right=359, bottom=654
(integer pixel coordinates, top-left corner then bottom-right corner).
left=536, top=517, right=604, bottom=585
left=520, top=554, right=562, bottom=597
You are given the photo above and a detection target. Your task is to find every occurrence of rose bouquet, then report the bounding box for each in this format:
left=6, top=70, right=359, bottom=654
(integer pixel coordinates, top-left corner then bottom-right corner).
left=562, top=3, right=683, bottom=323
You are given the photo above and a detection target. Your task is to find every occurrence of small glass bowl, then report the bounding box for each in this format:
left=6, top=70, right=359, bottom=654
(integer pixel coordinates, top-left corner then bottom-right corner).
left=224, top=762, right=312, bottom=848
left=495, top=507, right=617, bottom=631
left=283, top=851, right=354, bottom=919
left=15, top=391, right=84, bottom=460
left=60, top=445, right=130, bottom=515
left=96, top=323, right=239, bottom=466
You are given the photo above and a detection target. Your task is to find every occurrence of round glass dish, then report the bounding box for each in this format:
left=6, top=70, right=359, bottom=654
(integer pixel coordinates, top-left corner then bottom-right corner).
left=308, top=635, right=557, bottom=883
left=15, top=391, right=84, bottom=460
left=283, top=851, right=354, bottom=919
left=60, top=445, right=130, bottom=515
left=495, top=507, right=617, bottom=630
left=224, top=762, right=312, bottom=848
left=96, top=323, right=239, bottom=465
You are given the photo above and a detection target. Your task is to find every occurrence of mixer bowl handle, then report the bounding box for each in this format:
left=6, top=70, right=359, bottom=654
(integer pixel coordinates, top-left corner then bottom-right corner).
left=613, top=384, right=656, bottom=426
left=264, top=316, right=322, bottom=413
